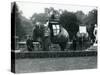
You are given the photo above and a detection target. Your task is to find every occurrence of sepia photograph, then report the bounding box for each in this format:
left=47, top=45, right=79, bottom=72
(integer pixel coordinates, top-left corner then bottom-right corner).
left=11, top=1, right=97, bottom=73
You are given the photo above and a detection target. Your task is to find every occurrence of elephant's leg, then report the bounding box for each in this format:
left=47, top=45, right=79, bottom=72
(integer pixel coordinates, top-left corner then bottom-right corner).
left=59, top=42, right=66, bottom=51
left=45, top=37, right=50, bottom=51
left=41, top=40, right=45, bottom=51
left=42, top=37, right=50, bottom=51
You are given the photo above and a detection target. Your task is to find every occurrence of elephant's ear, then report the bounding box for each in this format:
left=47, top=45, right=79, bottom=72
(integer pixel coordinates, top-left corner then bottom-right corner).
left=60, top=27, right=69, bottom=38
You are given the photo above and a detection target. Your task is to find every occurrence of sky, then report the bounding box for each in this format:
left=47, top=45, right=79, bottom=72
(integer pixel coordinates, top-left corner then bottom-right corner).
left=16, top=2, right=97, bottom=19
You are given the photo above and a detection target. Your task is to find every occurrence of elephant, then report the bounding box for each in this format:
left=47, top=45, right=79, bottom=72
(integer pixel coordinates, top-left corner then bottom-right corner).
left=32, top=21, right=69, bottom=51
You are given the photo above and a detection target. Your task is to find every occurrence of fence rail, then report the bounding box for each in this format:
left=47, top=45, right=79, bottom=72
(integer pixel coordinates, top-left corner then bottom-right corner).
left=12, top=50, right=97, bottom=59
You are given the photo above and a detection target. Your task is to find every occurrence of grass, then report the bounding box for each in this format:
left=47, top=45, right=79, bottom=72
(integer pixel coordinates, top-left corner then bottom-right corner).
left=15, top=56, right=97, bottom=73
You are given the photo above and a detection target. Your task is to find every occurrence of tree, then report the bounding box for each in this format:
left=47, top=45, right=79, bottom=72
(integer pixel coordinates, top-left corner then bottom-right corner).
left=44, top=7, right=63, bottom=21
left=31, top=7, right=62, bottom=25
left=75, top=11, right=86, bottom=24
left=31, top=13, right=48, bottom=24
left=12, top=2, right=26, bottom=40
left=84, top=9, right=97, bottom=43
left=84, top=9, right=97, bottom=25
left=59, top=11, right=79, bottom=40
left=21, top=16, right=33, bottom=36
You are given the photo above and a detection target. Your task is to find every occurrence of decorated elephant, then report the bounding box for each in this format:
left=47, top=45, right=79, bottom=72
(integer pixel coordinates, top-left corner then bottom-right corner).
left=32, top=20, right=69, bottom=51
left=76, top=24, right=90, bottom=50
left=44, top=20, right=69, bottom=51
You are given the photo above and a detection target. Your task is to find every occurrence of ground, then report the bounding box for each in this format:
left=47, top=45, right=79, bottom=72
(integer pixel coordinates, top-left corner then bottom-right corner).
left=15, top=56, right=97, bottom=73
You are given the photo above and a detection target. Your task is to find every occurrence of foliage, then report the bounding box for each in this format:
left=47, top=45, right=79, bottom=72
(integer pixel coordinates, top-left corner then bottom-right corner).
left=84, top=9, right=97, bottom=25
left=31, top=13, right=48, bottom=24
left=59, top=11, right=79, bottom=40
left=12, top=2, right=34, bottom=41
left=21, top=16, right=33, bottom=36
left=75, top=11, right=86, bottom=24
left=12, top=2, right=26, bottom=40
